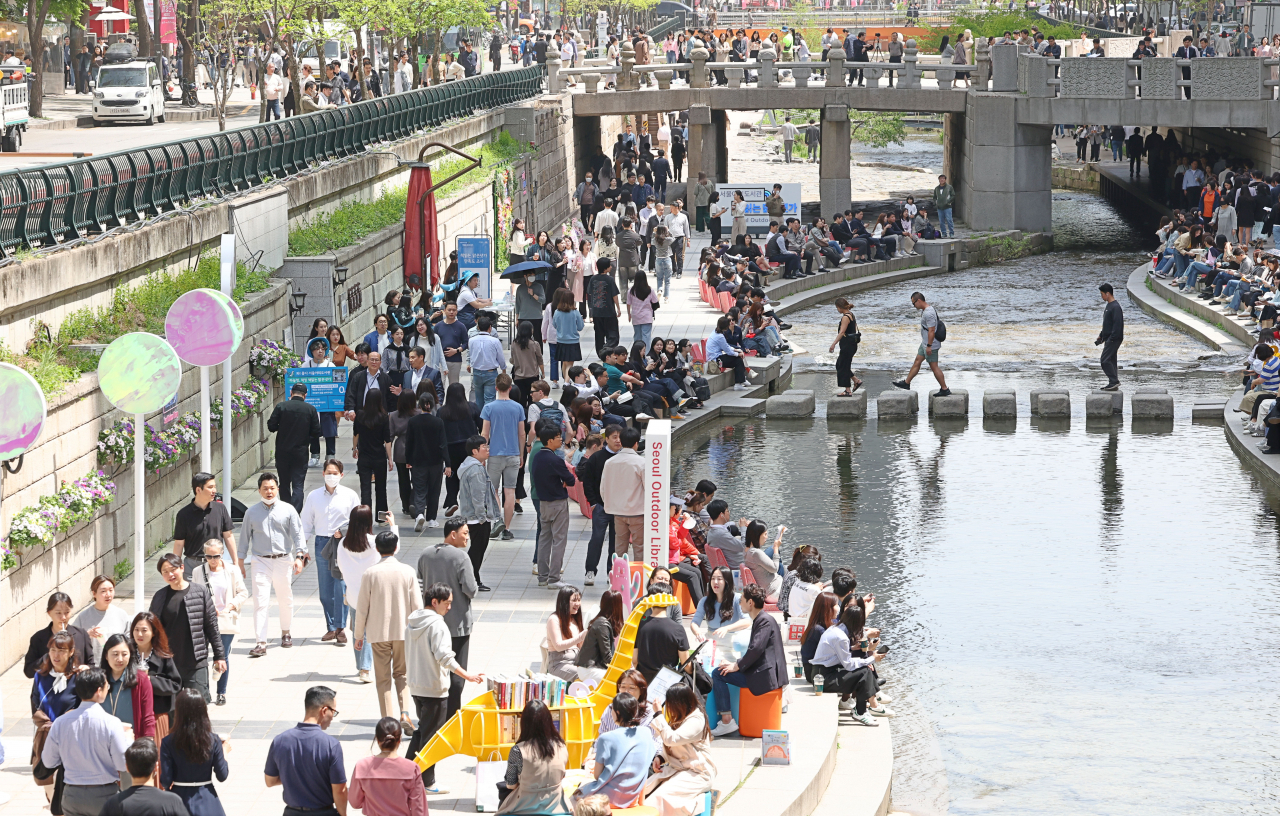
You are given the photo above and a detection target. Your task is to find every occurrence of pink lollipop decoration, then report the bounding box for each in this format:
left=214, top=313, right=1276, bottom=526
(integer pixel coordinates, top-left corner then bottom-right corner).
left=164, top=288, right=243, bottom=367
left=0, top=362, right=47, bottom=460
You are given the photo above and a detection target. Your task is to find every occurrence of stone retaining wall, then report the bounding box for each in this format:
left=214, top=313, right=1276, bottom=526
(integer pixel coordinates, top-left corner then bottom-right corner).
left=0, top=282, right=291, bottom=672
left=1052, top=164, right=1101, bottom=192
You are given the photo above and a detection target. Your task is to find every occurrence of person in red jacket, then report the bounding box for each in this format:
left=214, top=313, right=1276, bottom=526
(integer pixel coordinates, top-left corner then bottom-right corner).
left=99, top=633, right=156, bottom=739
left=667, top=496, right=705, bottom=605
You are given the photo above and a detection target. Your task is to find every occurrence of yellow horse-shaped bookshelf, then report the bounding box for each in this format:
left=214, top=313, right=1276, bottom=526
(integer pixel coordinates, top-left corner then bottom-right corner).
left=413, top=592, right=679, bottom=771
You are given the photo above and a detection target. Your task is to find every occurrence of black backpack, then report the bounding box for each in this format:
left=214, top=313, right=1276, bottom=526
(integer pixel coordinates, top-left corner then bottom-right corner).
left=933, top=309, right=947, bottom=343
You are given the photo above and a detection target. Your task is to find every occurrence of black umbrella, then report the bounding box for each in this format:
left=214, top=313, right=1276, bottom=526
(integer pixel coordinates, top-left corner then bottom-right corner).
left=500, top=260, right=552, bottom=280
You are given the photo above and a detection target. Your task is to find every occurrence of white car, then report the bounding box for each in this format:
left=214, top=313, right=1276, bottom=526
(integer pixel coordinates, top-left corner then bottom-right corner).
left=93, top=60, right=166, bottom=125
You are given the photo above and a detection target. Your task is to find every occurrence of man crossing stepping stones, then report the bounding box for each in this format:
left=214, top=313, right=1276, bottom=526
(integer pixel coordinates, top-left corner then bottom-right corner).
left=893, top=292, right=950, bottom=397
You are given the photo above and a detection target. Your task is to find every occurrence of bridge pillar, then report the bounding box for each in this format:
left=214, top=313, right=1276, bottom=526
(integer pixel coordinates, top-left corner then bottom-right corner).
left=820, top=104, right=851, bottom=210
left=958, top=93, right=1052, bottom=233
left=685, top=104, right=713, bottom=189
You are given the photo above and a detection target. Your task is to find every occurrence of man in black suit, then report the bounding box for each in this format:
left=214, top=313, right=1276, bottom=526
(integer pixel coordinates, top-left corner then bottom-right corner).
left=266, top=383, right=321, bottom=512
left=391, top=346, right=444, bottom=403
left=710, top=583, right=787, bottom=736
left=405, top=393, right=449, bottom=531
left=344, top=349, right=394, bottom=419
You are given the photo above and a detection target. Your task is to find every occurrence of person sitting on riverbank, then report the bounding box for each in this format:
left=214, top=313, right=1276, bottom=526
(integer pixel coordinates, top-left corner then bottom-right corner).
left=810, top=601, right=888, bottom=727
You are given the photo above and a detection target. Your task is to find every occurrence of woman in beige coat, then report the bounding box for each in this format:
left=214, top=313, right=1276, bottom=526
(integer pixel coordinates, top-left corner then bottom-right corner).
left=191, top=538, right=248, bottom=706
left=645, top=684, right=716, bottom=816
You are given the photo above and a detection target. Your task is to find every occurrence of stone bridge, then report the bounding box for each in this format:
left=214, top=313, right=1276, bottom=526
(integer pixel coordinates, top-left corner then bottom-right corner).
left=557, top=39, right=1280, bottom=233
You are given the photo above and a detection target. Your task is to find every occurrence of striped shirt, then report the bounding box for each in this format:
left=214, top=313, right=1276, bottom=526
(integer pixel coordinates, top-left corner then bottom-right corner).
left=1261, top=356, right=1280, bottom=391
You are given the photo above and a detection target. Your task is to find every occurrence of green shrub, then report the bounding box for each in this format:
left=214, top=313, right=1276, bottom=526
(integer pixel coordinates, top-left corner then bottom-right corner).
left=286, top=131, right=528, bottom=258
left=915, top=10, right=1079, bottom=53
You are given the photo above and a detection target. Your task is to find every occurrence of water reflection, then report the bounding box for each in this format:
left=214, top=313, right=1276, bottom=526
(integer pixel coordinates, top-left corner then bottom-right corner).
left=673, top=369, right=1280, bottom=815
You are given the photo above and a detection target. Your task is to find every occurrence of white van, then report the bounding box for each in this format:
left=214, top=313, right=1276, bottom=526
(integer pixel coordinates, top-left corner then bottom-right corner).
left=93, top=60, right=166, bottom=125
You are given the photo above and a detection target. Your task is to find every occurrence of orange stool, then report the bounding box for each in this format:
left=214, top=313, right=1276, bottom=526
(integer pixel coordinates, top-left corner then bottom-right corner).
left=611, top=789, right=659, bottom=816
left=738, top=687, right=783, bottom=737
left=673, top=580, right=696, bottom=615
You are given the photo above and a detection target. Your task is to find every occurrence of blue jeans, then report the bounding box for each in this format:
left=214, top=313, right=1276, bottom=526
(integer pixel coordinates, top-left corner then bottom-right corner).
left=1111, top=139, right=1122, bottom=161
left=1213, top=273, right=1241, bottom=298
left=938, top=207, right=954, bottom=237
left=216, top=633, right=234, bottom=695
left=1229, top=281, right=1252, bottom=311
left=711, top=668, right=750, bottom=722
left=266, top=98, right=282, bottom=119
left=1182, top=261, right=1213, bottom=291
left=472, top=369, right=498, bottom=412
left=1173, top=252, right=1193, bottom=279
left=655, top=179, right=667, bottom=203
left=655, top=256, right=672, bottom=296
left=313, top=538, right=346, bottom=633
left=743, top=334, right=770, bottom=356
left=348, top=604, right=373, bottom=671
left=548, top=345, right=559, bottom=383
left=584, top=503, right=614, bottom=574
left=633, top=322, right=653, bottom=347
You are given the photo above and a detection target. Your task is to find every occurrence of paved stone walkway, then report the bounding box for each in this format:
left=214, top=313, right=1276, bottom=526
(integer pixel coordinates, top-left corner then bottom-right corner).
left=0, top=237, right=804, bottom=813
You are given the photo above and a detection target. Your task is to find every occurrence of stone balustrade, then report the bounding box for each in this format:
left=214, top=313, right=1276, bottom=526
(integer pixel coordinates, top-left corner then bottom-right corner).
left=1016, top=50, right=1280, bottom=100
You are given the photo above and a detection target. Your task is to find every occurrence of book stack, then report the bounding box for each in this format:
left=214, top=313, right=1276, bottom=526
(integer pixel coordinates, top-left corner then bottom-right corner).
left=487, top=673, right=570, bottom=711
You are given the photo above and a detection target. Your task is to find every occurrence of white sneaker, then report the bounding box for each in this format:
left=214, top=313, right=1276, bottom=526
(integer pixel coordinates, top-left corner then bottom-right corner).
left=533, top=565, right=539, bottom=575
left=585, top=570, right=596, bottom=586
left=876, top=691, right=894, bottom=704
left=710, top=719, right=740, bottom=737
left=838, top=697, right=856, bottom=711
left=427, top=519, right=440, bottom=528
left=308, top=456, right=320, bottom=468
left=415, top=514, right=425, bottom=532
left=733, top=383, right=746, bottom=391
left=868, top=705, right=896, bottom=717
left=635, top=412, right=654, bottom=421
left=849, top=710, right=879, bottom=726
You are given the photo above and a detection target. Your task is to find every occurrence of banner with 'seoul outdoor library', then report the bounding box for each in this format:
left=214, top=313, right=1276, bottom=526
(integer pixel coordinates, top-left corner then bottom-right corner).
left=644, top=420, right=671, bottom=569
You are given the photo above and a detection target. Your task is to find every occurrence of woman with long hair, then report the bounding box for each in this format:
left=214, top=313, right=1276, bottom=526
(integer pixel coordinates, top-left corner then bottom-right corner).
left=327, top=325, right=353, bottom=368
left=626, top=270, right=658, bottom=347
left=552, top=288, right=585, bottom=382
left=75, top=574, right=132, bottom=665
left=577, top=693, right=659, bottom=808
left=336, top=505, right=378, bottom=681
left=509, top=218, right=530, bottom=267
left=354, top=388, right=393, bottom=521
left=497, top=700, right=571, bottom=814
left=99, top=633, right=157, bottom=741
left=526, top=230, right=551, bottom=262
left=382, top=325, right=412, bottom=374
left=439, top=382, right=479, bottom=512
left=161, top=689, right=229, bottom=816
left=301, top=336, right=339, bottom=461
left=131, top=612, right=183, bottom=743
left=576, top=590, right=624, bottom=686
left=510, top=320, right=544, bottom=410
left=546, top=585, right=586, bottom=681
left=307, top=317, right=329, bottom=341
left=646, top=683, right=715, bottom=816
left=743, top=520, right=785, bottom=597
left=577, top=238, right=597, bottom=318
left=350, top=717, right=428, bottom=816
left=690, top=566, right=750, bottom=661
left=810, top=602, right=889, bottom=726
left=410, top=316, right=446, bottom=372
left=389, top=389, right=419, bottom=518
left=799, top=591, right=838, bottom=682
left=787, top=557, right=826, bottom=623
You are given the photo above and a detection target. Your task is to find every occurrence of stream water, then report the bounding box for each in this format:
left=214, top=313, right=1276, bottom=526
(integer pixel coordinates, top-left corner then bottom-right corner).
left=675, top=143, right=1280, bottom=815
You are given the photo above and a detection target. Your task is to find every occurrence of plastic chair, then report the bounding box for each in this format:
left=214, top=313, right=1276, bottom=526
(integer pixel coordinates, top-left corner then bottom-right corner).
left=706, top=546, right=729, bottom=569
left=738, top=686, right=783, bottom=738
left=673, top=579, right=696, bottom=615
left=718, top=292, right=734, bottom=313
left=611, top=789, right=658, bottom=816
left=738, top=565, right=780, bottom=613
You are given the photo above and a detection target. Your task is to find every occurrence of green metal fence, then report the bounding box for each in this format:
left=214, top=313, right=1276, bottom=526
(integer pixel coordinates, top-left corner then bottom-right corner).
left=0, top=64, right=546, bottom=255
left=648, top=17, right=684, bottom=41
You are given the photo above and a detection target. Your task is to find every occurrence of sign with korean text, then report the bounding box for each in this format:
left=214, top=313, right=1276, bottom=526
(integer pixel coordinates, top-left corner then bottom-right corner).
left=715, top=182, right=801, bottom=235
left=284, top=367, right=348, bottom=412
left=644, top=419, right=672, bottom=569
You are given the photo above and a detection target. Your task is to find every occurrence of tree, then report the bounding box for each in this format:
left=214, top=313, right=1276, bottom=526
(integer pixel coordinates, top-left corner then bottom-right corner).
left=25, top=0, right=86, bottom=118
left=391, top=0, right=489, bottom=85
left=180, top=0, right=244, bottom=130
left=851, top=111, right=905, bottom=149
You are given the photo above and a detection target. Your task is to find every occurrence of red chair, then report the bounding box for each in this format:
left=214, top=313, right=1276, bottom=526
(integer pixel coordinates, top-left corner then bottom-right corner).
left=700, top=280, right=711, bottom=303
left=738, top=564, right=780, bottom=613
left=718, top=292, right=734, bottom=313
left=706, top=546, right=729, bottom=569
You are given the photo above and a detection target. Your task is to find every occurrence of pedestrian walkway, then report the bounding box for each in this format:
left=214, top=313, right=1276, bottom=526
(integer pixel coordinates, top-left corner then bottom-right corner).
left=0, top=238, right=837, bottom=814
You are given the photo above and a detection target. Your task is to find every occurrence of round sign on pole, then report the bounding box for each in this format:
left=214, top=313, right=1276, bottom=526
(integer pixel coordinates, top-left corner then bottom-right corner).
left=0, top=362, right=47, bottom=460
left=165, top=288, right=244, bottom=367
left=98, top=332, right=182, bottom=415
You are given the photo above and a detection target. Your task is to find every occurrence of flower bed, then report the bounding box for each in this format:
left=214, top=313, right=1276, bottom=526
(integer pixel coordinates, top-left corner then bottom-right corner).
left=249, top=339, right=300, bottom=383
left=4, top=472, right=117, bottom=563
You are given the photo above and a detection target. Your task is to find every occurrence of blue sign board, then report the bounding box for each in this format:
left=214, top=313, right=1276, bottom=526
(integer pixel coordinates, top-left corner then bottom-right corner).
left=457, top=236, right=492, bottom=300
left=284, top=367, right=349, bottom=413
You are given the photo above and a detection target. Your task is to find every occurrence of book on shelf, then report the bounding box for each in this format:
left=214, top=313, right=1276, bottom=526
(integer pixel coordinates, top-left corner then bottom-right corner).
left=485, top=673, right=571, bottom=712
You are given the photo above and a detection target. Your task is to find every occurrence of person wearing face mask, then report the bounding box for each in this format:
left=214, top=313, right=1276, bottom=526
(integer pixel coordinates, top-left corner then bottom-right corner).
left=354, top=530, right=423, bottom=737
left=303, top=459, right=362, bottom=647
left=575, top=171, right=599, bottom=231
left=515, top=271, right=546, bottom=339
left=242, top=472, right=308, bottom=658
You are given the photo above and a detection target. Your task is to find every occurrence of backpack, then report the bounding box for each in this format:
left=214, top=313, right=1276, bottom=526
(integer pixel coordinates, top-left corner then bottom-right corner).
left=693, top=377, right=712, bottom=402
left=934, top=310, right=947, bottom=343
left=536, top=399, right=566, bottom=433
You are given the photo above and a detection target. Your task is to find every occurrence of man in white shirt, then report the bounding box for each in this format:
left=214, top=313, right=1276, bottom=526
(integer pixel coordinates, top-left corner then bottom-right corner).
left=779, top=115, right=799, bottom=163
left=244, top=473, right=307, bottom=657
left=301, top=459, right=360, bottom=645
left=262, top=60, right=285, bottom=120
left=595, top=200, right=620, bottom=238
left=663, top=200, right=691, bottom=279
left=394, top=52, right=413, bottom=93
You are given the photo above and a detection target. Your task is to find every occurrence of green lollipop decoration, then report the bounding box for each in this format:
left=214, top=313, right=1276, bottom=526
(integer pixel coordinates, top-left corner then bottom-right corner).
left=98, top=332, right=182, bottom=415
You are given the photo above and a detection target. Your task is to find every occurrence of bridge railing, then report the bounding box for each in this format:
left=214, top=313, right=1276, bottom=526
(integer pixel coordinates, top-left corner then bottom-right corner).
left=549, top=39, right=989, bottom=93
left=0, top=64, right=546, bottom=255
left=1016, top=51, right=1279, bottom=100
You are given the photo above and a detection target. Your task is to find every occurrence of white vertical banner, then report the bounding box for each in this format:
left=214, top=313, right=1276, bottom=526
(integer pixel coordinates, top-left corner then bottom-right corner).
left=220, top=233, right=235, bottom=509
left=644, top=419, right=672, bottom=569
